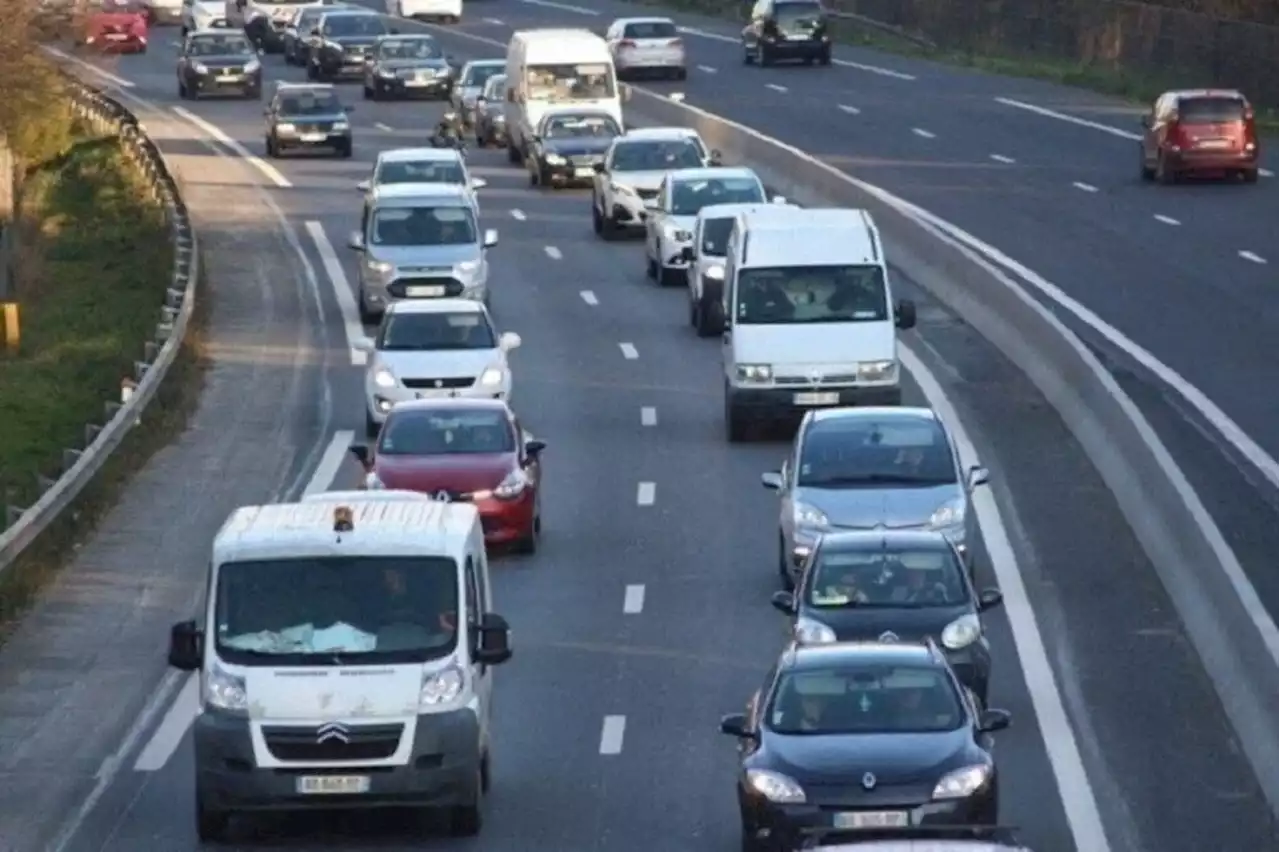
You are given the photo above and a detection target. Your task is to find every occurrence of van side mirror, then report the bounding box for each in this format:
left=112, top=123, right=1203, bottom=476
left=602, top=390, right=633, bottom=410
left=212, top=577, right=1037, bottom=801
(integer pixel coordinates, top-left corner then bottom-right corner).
left=895, top=298, right=917, bottom=330
left=349, top=443, right=370, bottom=467
left=356, top=179, right=371, bottom=193
left=770, top=590, right=796, bottom=614
left=168, top=620, right=202, bottom=671
left=621, top=83, right=632, bottom=101
left=709, top=149, right=723, bottom=165
left=347, top=231, right=365, bottom=251
left=310, top=26, right=320, bottom=35
left=761, top=471, right=782, bottom=490
left=474, top=613, right=512, bottom=665
left=967, top=465, right=989, bottom=488
left=483, top=229, right=499, bottom=248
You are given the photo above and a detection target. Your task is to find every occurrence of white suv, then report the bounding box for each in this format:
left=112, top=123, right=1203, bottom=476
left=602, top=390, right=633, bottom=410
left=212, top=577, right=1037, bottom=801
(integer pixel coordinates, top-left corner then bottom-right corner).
left=356, top=298, right=520, bottom=435
left=590, top=127, right=716, bottom=239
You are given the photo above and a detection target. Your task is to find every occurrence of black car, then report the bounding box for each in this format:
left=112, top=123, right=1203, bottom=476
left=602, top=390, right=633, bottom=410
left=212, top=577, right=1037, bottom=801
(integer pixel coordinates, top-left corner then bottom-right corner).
left=177, top=29, right=261, bottom=100
left=281, top=5, right=329, bottom=65
left=362, top=34, right=455, bottom=101
left=742, top=0, right=832, bottom=66
left=771, top=531, right=1002, bottom=705
left=306, top=9, right=390, bottom=81
left=720, top=641, right=1010, bottom=852
left=795, top=824, right=1032, bottom=851
left=264, top=83, right=353, bottom=158
left=526, top=111, right=622, bottom=189
left=473, top=74, right=508, bottom=148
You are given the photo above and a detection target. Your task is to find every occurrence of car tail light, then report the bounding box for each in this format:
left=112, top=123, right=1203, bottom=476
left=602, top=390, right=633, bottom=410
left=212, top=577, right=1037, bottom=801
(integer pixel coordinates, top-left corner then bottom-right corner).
left=619, top=39, right=635, bottom=48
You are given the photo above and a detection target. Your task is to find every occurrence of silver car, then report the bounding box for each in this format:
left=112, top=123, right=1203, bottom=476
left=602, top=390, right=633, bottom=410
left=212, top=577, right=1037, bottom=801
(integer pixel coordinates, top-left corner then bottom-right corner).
left=761, top=406, right=989, bottom=590
left=347, top=183, right=498, bottom=323
left=451, top=58, right=505, bottom=125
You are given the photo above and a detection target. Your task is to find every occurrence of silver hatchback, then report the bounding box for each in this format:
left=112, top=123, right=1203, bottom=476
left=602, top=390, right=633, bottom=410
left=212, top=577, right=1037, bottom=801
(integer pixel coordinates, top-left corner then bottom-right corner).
left=762, top=406, right=989, bottom=590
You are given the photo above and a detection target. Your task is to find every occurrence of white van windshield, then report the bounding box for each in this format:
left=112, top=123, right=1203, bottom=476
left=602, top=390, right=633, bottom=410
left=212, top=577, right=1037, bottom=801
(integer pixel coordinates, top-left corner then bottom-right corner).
left=526, top=63, right=615, bottom=100
left=214, top=556, right=459, bottom=665
left=735, top=265, right=888, bottom=325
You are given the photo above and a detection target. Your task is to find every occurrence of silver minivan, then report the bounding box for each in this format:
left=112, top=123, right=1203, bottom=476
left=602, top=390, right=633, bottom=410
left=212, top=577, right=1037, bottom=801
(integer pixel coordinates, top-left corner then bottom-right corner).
left=348, top=182, right=498, bottom=323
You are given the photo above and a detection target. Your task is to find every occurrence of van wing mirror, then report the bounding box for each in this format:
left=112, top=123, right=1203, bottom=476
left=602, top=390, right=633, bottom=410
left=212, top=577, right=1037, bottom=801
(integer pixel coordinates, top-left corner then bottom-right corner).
left=475, top=613, right=512, bottom=664
left=168, top=620, right=203, bottom=671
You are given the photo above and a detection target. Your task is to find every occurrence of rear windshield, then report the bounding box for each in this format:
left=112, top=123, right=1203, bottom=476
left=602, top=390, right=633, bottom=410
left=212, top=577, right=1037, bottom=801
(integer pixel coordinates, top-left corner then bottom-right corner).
left=623, top=21, right=677, bottom=38
left=1179, top=96, right=1246, bottom=123
left=775, top=2, right=824, bottom=22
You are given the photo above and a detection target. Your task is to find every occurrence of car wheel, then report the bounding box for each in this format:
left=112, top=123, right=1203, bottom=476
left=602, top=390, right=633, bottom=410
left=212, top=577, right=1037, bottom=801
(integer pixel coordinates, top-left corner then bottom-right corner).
left=365, top=409, right=380, bottom=438
left=447, top=767, right=484, bottom=837
left=177, top=79, right=187, bottom=99
left=1139, top=147, right=1155, bottom=182
left=513, top=513, right=538, bottom=554
left=743, top=42, right=755, bottom=64
left=591, top=197, right=603, bottom=234
left=265, top=135, right=278, bottom=158
left=726, top=395, right=749, bottom=444
left=195, top=787, right=231, bottom=842
left=819, top=46, right=832, bottom=65
left=645, top=251, right=657, bottom=279
left=1242, top=168, right=1259, bottom=184
left=658, top=265, right=681, bottom=287
left=757, top=44, right=770, bottom=66
left=696, top=295, right=719, bottom=338
left=363, top=82, right=373, bottom=100
left=357, top=287, right=379, bottom=325
left=1155, top=152, right=1177, bottom=185
left=336, top=140, right=353, bottom=159
left=777, top=535, right=793, bottom=589
left=507, top=141, right=521, bottom=164
left=689, top=292, right=699, bottom=327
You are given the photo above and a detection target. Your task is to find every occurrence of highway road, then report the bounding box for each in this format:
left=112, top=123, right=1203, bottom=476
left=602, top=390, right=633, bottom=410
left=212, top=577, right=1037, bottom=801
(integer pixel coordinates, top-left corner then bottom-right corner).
left=0, top=10, right=1270, bottom=852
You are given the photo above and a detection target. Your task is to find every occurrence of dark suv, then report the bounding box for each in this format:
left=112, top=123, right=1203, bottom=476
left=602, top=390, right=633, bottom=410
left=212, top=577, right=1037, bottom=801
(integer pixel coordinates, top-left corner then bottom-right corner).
left=264, top=83, right=353, bottom=159
left=742, top=0, right=831, bottom=66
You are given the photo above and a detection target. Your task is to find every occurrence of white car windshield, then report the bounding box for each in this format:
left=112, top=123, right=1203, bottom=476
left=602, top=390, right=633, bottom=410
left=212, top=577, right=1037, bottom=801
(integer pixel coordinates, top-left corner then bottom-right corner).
left=370, top=205, right=477, bottom=246
left=376, top=159, right=465, bottom=187
left=214, top=556, right=459, bottom=664
left=734, top=265, right=888, bottom=325
left=808, top=545, right=968, bottom=608
left=611, top=140, right=703, bottom=172
left=378, top=408, right=516, bottom=455
left=670, top=177, right=763, bottom=215
left=322, top=13, right=386, bottom=37
left=526, top=63, right=615, bottom=100
left=768, top=665, right=964, bottom=735
left=377, top=310, right=496, bottom=351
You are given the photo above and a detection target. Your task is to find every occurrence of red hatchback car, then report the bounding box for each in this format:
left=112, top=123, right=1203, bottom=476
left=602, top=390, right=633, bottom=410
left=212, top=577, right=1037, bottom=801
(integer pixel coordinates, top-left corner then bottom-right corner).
left=1140, top=88, right=1260, bottom=183
left=350, top=398, right=545, bottom=553
left=77, top=0, right=149, bottom=54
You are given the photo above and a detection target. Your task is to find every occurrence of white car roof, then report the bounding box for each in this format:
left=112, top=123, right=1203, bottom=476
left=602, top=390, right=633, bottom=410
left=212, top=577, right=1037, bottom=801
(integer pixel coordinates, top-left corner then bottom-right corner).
left=462, top=58, right=505, bottom=68
left=668, top=166, right=759, bottom=183
left=621, top=126, right=701, bottom=142
left=612, top=16, right=676, bottom=25
left=385, top=298, right=487, bottom=316
left=370, top=182, right=472, bottom=202
left=377, top=147, right=465, bottom=164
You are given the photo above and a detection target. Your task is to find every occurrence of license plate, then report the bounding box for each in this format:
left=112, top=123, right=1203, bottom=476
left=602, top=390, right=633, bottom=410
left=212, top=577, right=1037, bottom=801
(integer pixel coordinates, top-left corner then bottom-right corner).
left=575, top=167, right=595, bottom=177
left=1198, top=139, right=1230, bottom=149
left=794, top=391, right=839, bottom=405
left=217, top=73, right=238, bottom=80
left=296, top=775, right=370, bottom=795
left=405, top=285, right=446, bottom=297
left=299, top=133, right=325, bottom=142
left=405, top=79, right=429, bottom=87
left=788, top=33, right=810, bottom=40
left=106, top=32, right=128, bottom=40
left=834, top=811, right=909, bottom=829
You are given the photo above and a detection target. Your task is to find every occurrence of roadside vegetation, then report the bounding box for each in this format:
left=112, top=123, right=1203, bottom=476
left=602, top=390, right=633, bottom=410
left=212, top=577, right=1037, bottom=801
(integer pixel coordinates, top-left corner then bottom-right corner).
left=0, top=3, right=207, bottom=636
left=636, top=0, right=1278, bottom=130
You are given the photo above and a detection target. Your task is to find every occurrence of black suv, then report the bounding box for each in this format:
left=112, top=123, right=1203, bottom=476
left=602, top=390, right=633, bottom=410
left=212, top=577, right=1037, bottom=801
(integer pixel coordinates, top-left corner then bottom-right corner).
left=741, top=0, right=831, bottom=66
left=264, top=83, right=353, bottom=159
left=306, top=9, right=391, bottom=81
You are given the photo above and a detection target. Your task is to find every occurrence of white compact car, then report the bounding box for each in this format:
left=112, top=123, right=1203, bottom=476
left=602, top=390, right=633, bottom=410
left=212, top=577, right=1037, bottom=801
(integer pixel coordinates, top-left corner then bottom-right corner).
left=644, top=166, right=777, bottom=287
left=591, top=127, right=716, bottom=238
left=389, top=0, right=461, bottom=23
left=356, top=299, right=520, bottom=436
left=357, top=147, right=486, bottom=223
left=606, top=16, right=686, bottom=80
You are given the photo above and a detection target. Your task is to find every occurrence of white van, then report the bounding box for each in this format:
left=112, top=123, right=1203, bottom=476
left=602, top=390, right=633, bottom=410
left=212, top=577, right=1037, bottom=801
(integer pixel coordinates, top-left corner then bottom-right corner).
left=503, top=28, right=627, bottom=165
left=167, top=498, right=511, bottom=841
left=720, top=208, right=918, bottom=442
left=226, top=0, right=325, bottom=51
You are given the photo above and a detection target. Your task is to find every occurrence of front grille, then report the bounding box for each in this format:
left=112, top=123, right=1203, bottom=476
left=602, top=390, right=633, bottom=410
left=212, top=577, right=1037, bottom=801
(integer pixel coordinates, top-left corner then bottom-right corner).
left=261, top=723, right=403, bottom=762
left=635, top=188, right=659, bottom=200
left=775, top=373, right=859, bottom=386
left=344, top=45, right=369, bottom=55
left=401, top=376, right=474, bottom=390
left=388, top=276, right=464, bottom=299
left=214, top=66, right=244, bottom=75
left=294, top=122, right=332, bottom=134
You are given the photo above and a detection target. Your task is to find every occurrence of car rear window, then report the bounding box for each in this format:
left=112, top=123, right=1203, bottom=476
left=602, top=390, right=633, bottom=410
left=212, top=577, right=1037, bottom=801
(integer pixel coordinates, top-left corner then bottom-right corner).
left=1179, top=96, right=1246, bottom=123
left=775, top=2, right=824, bottom=22
left=623, top=21, right=677, bottom=38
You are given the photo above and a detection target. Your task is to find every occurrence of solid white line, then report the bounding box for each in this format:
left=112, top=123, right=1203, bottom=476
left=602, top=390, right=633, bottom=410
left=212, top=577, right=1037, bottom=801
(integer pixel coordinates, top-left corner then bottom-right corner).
left=697, top=64, right=717, bottom=74
left=133, top=674, right=199, bottom=771
left=1153, top=214, right=1180, bottom=226
left=599, top=715, right=626, bottom=754
left=510, top=209, right=526, bottom=221
left=516, top=0, right=599, bottom=15
left=304, top=430, right=357, bottom=496
left=1238, top=250, right=1267, bottom=264
left=171, top=106, right=292, bottom=188
left=544, top=245, right=562, bottom=260
left=1072, top=181, right=1099, bottom=193
left=374, top=122, right=393, bottom=131
left=304, top=221, right=369, bottom=365
left=677, top=25, right=735, bottom=43
left=989, top=154, right=1016, bottom=164
left=579, top=289, right=599, bottom=305
left=912, top=127, right=936, bottom=139
left=832, top=57, right=916, bottom=80
left=636, top=482, right=655, bottom=506
left=623, top=584, right=646, bottom=614
left=41, top=46, right=136, bottom=88
left=838, top=104, right=861, bottom=115
left=900, top=344, right=1112, bottom=852
left=995, top=96, right=1141, bottom=141
left=619, top=342, right=638, bottom=359
left=482, top=16, right=504, bottom=24
left=640, top=406, right=657, bottom=426
left=765, top=83, right=788, bottom=94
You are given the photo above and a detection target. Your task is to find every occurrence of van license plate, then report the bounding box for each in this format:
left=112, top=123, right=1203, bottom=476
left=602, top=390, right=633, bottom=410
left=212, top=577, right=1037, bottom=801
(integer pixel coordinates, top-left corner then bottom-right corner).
left=296, top=775, right=370, bottom=795
left=834, top=811, right=908, bottom=829
left=405, top=285, right=446, bottom=297
left=794, top=391, right=839, bottom=405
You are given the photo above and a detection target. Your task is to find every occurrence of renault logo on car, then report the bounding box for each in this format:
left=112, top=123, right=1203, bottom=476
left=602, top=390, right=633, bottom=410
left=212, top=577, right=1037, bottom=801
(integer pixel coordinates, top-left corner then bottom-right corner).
left=878, top=631, right=899, bottom=643
left=862, top=772, right=877, bottom=790
left=807, top=368, right=823, bottom=385
left=435, top=490, right=451, bottom=502
left=316, top=722, right=349, bottom=744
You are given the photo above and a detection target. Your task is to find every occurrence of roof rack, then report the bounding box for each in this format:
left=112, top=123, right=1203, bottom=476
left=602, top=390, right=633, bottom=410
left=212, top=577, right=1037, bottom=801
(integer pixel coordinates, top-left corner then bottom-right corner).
left=796, top=825, right=1024, bottom=848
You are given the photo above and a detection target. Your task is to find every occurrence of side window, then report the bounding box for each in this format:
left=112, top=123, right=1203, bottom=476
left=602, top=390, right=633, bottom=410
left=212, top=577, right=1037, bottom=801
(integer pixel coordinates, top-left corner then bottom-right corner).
left=463, top=556, right=479, bottom=625
left=656, top=178, right=669, bottom=211
left=473, top=550, right=490, bottom=612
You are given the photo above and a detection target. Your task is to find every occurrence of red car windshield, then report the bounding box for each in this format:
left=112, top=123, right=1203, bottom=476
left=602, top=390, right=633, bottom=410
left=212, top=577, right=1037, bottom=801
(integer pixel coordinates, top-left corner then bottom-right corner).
left=379, top=409, right=515, bottom=456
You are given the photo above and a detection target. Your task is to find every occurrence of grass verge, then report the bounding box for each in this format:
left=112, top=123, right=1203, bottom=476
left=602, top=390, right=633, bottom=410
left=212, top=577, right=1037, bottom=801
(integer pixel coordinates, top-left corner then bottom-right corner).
left=633, top=0, right=1279, bottom=132
left=0, top=115, right=209, bottom=638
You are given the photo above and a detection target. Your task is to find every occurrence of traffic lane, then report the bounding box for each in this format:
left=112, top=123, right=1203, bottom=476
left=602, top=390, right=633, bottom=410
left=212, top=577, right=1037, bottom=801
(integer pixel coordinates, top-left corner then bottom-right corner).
left=897, top=274, right=1278, bottom=852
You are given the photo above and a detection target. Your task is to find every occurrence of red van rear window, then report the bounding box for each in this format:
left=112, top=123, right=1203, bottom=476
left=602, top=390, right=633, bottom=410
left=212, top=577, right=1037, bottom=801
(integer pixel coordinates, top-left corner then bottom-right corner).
left=1178, top=96, right=1246, bottom=123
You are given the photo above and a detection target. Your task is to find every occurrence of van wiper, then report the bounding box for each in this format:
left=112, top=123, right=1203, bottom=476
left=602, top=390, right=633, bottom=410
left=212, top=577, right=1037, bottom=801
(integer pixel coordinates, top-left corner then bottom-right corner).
left=801, top=473, right=938, bottom=486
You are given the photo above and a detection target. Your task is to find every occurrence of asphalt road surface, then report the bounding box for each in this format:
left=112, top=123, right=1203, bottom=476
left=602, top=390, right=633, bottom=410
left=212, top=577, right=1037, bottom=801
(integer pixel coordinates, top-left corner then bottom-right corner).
left=0, top=9, right=1271, bottom=852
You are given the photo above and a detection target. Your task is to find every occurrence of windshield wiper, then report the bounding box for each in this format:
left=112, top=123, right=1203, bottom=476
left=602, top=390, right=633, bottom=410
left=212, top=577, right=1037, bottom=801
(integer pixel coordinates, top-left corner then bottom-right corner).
left=799, top=473, right=935, bottom=486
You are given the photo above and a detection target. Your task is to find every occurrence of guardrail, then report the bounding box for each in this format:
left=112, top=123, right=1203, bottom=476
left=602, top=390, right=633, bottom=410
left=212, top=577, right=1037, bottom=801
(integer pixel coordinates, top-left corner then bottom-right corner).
left=624, top=88, right=1279, bottom=812
left=0, top=77, right=198, bottom=580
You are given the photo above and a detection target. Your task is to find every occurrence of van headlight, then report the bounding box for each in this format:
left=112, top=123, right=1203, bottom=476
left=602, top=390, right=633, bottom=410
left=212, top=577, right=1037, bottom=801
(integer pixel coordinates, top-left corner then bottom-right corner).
left=794, top=616, right=836, bottom=644
left=420, top=663, right=465, bottom=708
left=204, top=664, right=247, bottom=714
left=746, top=769, right=806, bottom=803
left=941, top=613, right=981, bottom=650
left=736, top=363, right=771, bottom=382
left=366, top=258, right=393, bottom=274
left=372, top=368, right=396, bottom=388
left=932, top=763, right=992, bottom=799
left=794, top=501, right=828, bottom=530
left=857, top=360, right=896, bottom=381
left=457, top=260, right=479, bottom=274
left=703, top=264, right=725, bottom=280
left=664, top=224, right=691, bottom=242
left=191, top=61, right=208, bottom=74
left=478, top=366, right=505, bottom=386
left=333, top=120, right=350, bottom=131
left=929, top=498, right=965, bottom=529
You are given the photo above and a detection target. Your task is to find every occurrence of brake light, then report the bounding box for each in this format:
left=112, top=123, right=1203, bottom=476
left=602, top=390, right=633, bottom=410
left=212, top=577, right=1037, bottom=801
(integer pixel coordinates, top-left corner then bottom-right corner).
left=1243, top=108, right=1255, bottom=121
left=619, top=39, right=635, bottom=47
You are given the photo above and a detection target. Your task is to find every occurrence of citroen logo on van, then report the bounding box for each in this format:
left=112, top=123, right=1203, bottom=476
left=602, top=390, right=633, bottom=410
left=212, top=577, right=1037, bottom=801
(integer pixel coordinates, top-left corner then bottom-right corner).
left=433, top=379, right=444, bottom=388
left=807, top=368, right=823, bottom=385
left=862, top=772, right=877, bottom=790
left=316, top=722, right=349, bottom=744
left=878, top=631, right=899, bottom=643
left=435, top=490, right=451, bottom=502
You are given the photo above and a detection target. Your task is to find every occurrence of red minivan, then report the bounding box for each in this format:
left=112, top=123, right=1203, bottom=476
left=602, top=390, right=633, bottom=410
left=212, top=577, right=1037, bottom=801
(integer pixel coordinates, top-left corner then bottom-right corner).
left=1139, top=88, right=1260, bottom=183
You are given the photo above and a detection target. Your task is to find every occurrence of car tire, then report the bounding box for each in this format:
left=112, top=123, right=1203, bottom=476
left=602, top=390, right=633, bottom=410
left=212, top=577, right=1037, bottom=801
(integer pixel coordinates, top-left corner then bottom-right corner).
left=645, top=252, right=657, bottom=279
left=365, top=409, right=380, bottom=438
left=757, top=44, right=770, bottom=66
left=506, top=141, right=521, bottom=164
left=674, top=67, right=687, bottom=81
left=818, top=46, right=832, bottom=65
left=513, top=512, right=539, bottom=555
left=725, top=397, right=748, bottom=444
left=447, top=768, right=484, bottom=837
left=177, top=79, right=187, bottom=99
left=743, top=42, right=755, bottom=64
left=357, top=287, right=379, bottom=325
left=689, top=292, right=699, bottom=327
left=658, top=265, right=681, bottom=287
left=265, top=135, right=278, bottom=158
left=591, top=197, right=603, bottom=234
left=1242, top=168, right=1259, bottom=184
left=1139, top=148, right=1155, bottom=182
left=777, top=535, right=793, bottom=589
left=695, top=295, right=719, bottom=338
left=741, top=828, right=764, bottom=852
left=195, top=788, right=231, bottom=842
left=336, top=140, right=353, bottom=159
left=1155, top=152, right=1177, bottom=185
left=363, top=82, right=374, bottom=100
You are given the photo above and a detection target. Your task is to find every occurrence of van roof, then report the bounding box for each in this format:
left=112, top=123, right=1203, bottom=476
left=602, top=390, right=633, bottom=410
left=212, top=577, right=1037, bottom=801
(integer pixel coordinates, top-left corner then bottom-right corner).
left=668, top=166, right=759, bottom=183
left=214, top=499, right=478, bottom=565
left=740, top=208, right=881, bottom=267
left=511, top=28, right=603, bottom=46
left=371, top=182, right=471, bottom=203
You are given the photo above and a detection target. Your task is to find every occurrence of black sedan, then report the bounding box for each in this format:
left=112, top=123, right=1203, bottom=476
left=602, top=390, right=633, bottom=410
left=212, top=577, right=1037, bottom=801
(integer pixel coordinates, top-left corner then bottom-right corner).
left=771, top=530, right=1002, bottom=705
left=306, top=10, right=389, bottom=81
left=362, top=34, right=455, bottom=100
left=526, top=110, right=621, bottom=189
left=720, top=641, right=1010, bottom=852
left=177, top=30, right=261, bottom=100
